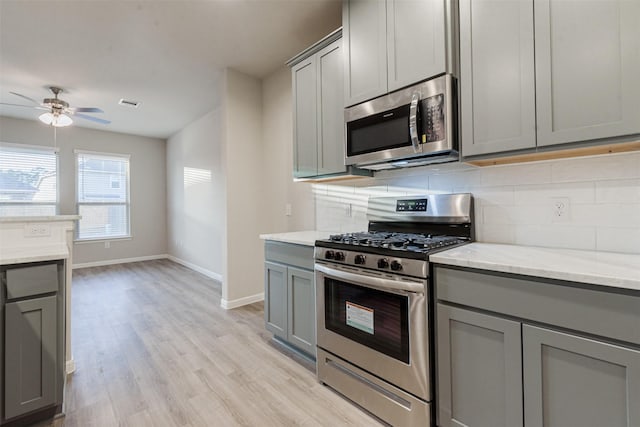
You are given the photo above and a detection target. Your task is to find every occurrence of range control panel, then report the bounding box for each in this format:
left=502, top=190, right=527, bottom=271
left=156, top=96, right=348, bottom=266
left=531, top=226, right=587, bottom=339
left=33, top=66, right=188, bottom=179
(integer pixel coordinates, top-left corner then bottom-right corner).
left=396, top=199, right=428, bottom=212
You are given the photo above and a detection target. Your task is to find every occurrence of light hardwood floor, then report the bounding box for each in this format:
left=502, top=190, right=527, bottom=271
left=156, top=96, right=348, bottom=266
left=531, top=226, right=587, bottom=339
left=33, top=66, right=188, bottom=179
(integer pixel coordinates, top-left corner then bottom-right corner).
left=47, top=259, right=382, bottom=426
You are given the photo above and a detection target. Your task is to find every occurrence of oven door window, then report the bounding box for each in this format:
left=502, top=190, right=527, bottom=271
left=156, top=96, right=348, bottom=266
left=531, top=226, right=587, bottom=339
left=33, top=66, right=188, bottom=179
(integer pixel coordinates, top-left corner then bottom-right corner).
left=324, top=277, right=409, bottom=363
left=346, top=105, right=413, bottom=157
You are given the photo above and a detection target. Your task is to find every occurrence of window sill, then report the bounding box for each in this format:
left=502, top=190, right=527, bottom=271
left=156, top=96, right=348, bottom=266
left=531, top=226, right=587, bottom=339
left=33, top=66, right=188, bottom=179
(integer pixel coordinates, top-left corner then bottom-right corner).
left=74, top=236, right=132, bottom=244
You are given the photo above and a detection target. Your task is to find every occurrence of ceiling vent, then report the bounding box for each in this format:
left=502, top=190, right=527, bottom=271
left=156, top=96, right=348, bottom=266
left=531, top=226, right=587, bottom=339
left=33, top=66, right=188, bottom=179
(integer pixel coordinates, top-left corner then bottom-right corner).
left=118, top=99, right=140, bottom=108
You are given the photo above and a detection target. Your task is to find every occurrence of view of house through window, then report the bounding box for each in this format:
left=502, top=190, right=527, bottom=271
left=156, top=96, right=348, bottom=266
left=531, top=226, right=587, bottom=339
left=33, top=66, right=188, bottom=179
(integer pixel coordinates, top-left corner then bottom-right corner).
left=76, top=150, right=130, bottom=240
left=0, top=144, right=58, bottom=216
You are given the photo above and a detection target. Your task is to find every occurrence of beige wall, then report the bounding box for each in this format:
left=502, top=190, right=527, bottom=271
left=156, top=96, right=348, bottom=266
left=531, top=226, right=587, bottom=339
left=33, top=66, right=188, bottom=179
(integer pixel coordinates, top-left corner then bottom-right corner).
left=0, top=116, right=167, bottom=265
left=166, top=108, right=226, bottom=278
left=261, top=66, right=315, bottom=233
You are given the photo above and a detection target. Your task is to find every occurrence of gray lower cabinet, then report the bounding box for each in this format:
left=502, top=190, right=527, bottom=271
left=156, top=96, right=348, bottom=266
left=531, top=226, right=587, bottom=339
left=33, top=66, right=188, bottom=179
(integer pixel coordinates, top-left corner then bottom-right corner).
left=1, top=260, right=65, bottom=424
left=435, top=265, right=640, bottom=427
left=264, top=242, right=316, bottom=358
left=437, top=304, right=523, bottom=427
left=5, top=297, right=58, bottom=420
left=523, top=325, right=640, bottom=427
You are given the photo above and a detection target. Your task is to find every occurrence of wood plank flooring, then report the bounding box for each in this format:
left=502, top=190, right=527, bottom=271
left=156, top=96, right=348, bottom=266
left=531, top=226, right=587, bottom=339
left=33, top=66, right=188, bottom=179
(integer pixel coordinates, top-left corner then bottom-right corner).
left=47, top=259, right=382, bottom=426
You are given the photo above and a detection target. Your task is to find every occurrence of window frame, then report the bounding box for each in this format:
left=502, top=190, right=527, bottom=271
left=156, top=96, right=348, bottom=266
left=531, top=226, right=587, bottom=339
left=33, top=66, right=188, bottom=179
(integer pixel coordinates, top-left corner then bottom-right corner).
left=74, top=149, right=131, bottom=242
left=0, top=142, right=59, bottom=216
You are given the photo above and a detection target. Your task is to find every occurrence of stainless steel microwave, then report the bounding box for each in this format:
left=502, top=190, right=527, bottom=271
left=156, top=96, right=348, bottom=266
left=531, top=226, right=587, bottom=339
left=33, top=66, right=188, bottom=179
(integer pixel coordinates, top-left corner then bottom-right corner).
left=345, top=74, right=458, bottom=170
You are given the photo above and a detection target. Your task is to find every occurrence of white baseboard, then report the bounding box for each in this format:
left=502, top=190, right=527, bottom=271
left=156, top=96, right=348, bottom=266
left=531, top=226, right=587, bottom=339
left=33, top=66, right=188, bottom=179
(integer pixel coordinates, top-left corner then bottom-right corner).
left=72, top=254, right=168, bottom=269
left=167, top=255, right=223, bottom=282
left=221, top=292, right=264, bottom=310
left=66, top=359, right=76, bottom=375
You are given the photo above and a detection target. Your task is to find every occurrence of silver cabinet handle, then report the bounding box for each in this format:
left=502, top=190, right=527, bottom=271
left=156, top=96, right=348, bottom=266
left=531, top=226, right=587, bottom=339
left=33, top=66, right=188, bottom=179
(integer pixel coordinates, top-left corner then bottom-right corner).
left=409, top=92, right=421, bottom=153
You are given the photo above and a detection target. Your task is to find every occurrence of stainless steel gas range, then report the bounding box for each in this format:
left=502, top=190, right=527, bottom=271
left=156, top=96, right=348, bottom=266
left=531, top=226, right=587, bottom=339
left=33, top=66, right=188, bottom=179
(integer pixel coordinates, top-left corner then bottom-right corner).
left=314, top=193, right=474, bottom=426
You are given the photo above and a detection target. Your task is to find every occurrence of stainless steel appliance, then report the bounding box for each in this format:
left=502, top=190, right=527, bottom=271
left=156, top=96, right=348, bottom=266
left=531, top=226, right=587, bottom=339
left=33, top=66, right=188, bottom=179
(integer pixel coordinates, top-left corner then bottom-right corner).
left=315, top=193, right=474, bottom=426
left=344, top=74, right=458, bottom=170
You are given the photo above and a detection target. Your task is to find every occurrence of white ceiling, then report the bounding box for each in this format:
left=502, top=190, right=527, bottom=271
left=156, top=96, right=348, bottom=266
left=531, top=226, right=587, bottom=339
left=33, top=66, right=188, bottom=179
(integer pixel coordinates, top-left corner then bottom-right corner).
left=0, top=0, right=341, bottom=139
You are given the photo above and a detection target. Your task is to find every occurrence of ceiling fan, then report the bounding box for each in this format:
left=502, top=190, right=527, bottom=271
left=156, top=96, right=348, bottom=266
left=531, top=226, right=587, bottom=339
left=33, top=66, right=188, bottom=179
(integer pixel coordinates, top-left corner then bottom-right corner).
left=1, top=86, right=110, bottom=127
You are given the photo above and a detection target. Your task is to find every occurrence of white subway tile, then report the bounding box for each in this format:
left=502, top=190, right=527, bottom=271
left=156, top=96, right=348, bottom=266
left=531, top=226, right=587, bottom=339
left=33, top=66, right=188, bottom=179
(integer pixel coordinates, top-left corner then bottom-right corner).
left=551, top=152, right=640, bottom=183
left=481, top=162, right=552, bottom=187
left=429, top=169, right=482, bottom=191
left=595, top=179, right=640, bottom=204
left=596, top=227, right=640, bottom=254
left=513, top=182, right=595, bottom=205
left=514, top=225, right=596, bottom=251
left=476, top=224, right=516, bottom=244
left=470, top=186, right=515, bottom=207
left=571, top=204, right=640, bottom=227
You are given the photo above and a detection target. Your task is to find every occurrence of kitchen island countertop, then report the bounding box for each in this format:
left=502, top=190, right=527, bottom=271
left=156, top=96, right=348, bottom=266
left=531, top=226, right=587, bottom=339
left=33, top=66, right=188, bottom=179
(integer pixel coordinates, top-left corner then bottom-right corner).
left=431, top=243, right=640, bottom=292
left=259, top=230, right=337, bottom=247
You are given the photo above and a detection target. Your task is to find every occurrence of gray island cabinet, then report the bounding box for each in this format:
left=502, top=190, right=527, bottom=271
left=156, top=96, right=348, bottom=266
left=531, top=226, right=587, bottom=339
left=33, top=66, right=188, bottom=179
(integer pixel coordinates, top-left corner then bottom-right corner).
left=264, top=241, right=316, bottom=358
left=435, top=265, right=640, bottom=427
left=1, top=260, right=65, bottom=425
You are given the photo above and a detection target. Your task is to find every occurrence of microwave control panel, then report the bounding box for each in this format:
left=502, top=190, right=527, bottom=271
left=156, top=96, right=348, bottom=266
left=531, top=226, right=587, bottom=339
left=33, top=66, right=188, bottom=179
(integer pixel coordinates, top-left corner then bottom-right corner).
left=422, top=94, right=445, bottom=143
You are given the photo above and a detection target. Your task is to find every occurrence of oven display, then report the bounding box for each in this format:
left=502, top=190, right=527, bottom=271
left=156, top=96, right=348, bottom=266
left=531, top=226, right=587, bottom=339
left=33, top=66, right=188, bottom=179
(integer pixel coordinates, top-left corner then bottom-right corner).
left=396, top=198, right=427, bottom=212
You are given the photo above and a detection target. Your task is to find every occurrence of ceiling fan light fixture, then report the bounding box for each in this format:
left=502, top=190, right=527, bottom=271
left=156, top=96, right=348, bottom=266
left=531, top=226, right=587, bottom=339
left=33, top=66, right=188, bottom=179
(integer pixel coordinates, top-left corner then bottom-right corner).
left=39, top=112, right=73, bottom=127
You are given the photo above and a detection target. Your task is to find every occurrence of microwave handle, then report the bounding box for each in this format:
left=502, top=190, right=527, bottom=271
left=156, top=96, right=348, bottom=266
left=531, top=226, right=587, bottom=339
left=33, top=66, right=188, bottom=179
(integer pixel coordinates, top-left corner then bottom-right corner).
left=409, top=92, right=421, bottom=153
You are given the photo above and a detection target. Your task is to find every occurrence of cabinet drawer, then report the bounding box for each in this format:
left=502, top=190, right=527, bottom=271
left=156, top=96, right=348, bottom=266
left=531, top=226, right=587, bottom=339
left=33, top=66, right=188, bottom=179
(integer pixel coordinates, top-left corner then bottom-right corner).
left=265, top=241, right=314, bottom=271
left=5, top=262, right=60, bottom=300
left=435, top=266, right=640, bottom=346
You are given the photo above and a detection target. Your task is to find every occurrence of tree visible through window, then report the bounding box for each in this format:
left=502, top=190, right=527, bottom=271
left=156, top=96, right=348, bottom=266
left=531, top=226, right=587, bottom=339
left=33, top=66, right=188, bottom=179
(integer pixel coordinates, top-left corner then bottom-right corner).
left=0, top=144, right=58, bottom=216
left=76, top=151, right=130, bottom=240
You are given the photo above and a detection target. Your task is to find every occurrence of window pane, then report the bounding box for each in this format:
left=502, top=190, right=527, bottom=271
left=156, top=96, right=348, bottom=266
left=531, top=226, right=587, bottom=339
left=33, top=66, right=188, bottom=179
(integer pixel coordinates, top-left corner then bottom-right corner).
left=0, top=146, right=58, bottom=216
left=78, top=204, right=129, bottom=240
left=77, top=154, right=128, bottom=203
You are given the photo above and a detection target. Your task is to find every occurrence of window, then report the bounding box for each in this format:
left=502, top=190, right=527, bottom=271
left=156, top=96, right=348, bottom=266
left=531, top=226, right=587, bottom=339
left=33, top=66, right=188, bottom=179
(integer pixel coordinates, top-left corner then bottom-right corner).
left=76, top=151, right=130, bottom=240
left=0, top=143, right=58, bottom=216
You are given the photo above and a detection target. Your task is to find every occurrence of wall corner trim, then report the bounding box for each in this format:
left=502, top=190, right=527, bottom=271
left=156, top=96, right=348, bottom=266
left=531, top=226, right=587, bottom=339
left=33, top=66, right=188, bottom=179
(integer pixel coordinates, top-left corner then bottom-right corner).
left=66, top=359, right=76, bottom=375
left=221, top=292, right=265, bottom=310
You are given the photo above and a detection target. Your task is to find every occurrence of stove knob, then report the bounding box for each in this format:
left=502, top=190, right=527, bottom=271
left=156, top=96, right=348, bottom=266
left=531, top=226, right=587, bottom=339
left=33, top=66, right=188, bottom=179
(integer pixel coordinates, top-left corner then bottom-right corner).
left=377, top=258, right=389, bottom=269
left=325, top=250, right=335, bottom=260
left=335, top=252, right=346, bottom=261
left=354, top=254, right=366, bottom=265
left=390, top=260, right=403, bottom=271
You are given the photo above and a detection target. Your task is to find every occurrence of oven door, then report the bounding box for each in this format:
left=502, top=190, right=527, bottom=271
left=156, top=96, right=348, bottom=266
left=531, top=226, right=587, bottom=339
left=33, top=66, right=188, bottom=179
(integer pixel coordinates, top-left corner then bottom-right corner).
left=315, top=262, right=431, bottom=401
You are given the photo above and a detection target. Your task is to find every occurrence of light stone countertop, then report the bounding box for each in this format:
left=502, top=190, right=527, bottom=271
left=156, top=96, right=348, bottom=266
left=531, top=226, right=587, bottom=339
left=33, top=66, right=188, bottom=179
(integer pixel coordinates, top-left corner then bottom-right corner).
left=0, top=215, right=80, bottom=223
left=259, top=230, right=338, bottom=247
left=0, top=244, right=69, bottom=265
left=430, top=243, right=640, bottom=292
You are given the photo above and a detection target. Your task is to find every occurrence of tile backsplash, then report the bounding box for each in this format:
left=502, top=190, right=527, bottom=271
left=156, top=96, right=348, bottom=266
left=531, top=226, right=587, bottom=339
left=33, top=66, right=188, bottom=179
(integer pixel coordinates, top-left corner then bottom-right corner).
left=313, top=151, right=640, bottom=254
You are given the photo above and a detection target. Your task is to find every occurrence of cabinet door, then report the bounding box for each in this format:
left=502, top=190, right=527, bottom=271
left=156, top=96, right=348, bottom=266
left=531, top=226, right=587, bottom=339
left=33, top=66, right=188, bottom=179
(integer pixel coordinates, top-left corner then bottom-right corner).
left=534, top=0, right=640, bottom=147
left=343, top=0, right=388, bottom=106
left=292, top=56, right=318, bottom=178
left=460, top=0, right=536, bottom=157
left=316, top=39, right=347, bottom=176
left=264, top=262, right=287, bottom=340
left=5, top=296, right=58, bottom=420
left=437, top=304, right=523, bottom=427
left=523, top=325, right=640, bottom=427
left=387, top=0, right=446, bottom=92
left=287, top=267, right=316, bottom=356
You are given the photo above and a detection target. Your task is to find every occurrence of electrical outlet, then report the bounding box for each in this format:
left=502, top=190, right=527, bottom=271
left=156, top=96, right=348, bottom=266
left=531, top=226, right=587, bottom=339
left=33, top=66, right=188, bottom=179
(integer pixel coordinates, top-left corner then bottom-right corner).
left=104, top=241, right=111, bottom=249
left=285, top=203, right=292, bottom=217
left=345, top=203, right=352, bottom=217
left=551, top=197, right=570, bottom=222
left=24, top=223, right=51, bottom=237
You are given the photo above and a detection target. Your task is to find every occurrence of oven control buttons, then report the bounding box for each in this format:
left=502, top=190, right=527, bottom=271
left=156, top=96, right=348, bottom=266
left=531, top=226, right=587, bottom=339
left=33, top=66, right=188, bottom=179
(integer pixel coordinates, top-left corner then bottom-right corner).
left=324, top=250, right=335, bottom=260
left=377, top=258, right=389, bottom=268
left=354, top=254, right=366, bottom=265
left=390, top=260, right=403, bottom=271
left=335, top=251, right=346, bottom=261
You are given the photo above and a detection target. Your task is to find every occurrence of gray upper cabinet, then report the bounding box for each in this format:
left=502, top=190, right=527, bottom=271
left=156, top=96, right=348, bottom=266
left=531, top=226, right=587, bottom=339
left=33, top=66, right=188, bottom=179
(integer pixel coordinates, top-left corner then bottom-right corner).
left=343, top=0, right=388, bottom=106
left=343, top=0, right=450, bottom=106
left=534, top=0, right=640, bottom=147
left=461, top=0, right=640, bottom=158
left=460, top=0, right=536, bottom=156
left=290, top=30, right=364, bottom=179
left=523, top=325, right=640, bottom=427
left=437, top=303, right=523, bottom=427
left=386, top=0, right=446, bottom=92
left=292, top=57, right=319, bottom=179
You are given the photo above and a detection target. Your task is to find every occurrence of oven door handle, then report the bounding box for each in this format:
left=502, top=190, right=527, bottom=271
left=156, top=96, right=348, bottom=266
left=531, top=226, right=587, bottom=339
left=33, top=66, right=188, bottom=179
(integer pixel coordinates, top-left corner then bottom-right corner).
left=315, top=263, right=425, bottom=294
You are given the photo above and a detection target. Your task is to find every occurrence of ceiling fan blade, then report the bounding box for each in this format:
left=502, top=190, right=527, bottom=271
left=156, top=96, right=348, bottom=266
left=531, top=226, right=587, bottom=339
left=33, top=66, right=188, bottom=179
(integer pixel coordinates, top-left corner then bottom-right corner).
left=0, top=102, right=48, bottom=110
left=9, top=91, right=40, bottom=105
left=70, top=107, right=104, bottom=113
left=75, top=113, right=111, bottom=125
